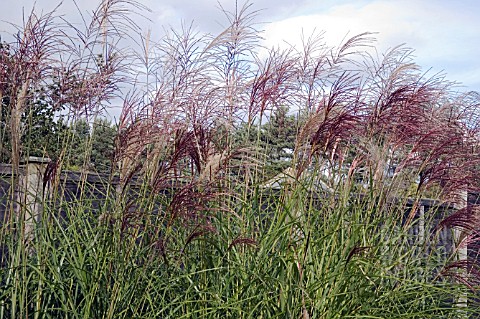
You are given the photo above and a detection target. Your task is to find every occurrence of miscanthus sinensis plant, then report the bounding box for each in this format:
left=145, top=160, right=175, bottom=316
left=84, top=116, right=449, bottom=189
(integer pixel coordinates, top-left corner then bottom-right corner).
left=1, top=1, right=480, bottom=318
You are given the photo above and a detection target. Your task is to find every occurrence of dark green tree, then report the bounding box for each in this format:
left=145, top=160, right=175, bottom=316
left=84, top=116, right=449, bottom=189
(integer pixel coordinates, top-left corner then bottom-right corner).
left=233, top=106, right=299, bottom=177
left=21, top=88, right=67, bottom=159
left=0, top=84, right=67, bottom=162
left=62, top=118, right=116, bottom=173
left=91, top=118, right=116, bottom=173
left=261, top=106, right=297, bottom=172
left=66, top=118, right=91, bottom=169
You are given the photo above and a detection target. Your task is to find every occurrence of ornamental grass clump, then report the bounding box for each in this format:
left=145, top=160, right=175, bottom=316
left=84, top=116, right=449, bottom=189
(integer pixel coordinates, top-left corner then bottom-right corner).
left=1, top=1, right=480, bottom=318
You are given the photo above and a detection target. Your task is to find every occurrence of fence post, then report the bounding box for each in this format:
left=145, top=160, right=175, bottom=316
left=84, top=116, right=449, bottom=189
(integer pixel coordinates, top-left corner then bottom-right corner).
left=18, top=156, right=51, bottom=245
left=453, top=189, right=468, bottom=317
left=418, top=204, right=425, bottom=246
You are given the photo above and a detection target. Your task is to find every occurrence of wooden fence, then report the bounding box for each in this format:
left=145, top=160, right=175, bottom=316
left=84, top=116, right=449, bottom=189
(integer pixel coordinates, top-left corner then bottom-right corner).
left=0, top=157, right=479, bottom=265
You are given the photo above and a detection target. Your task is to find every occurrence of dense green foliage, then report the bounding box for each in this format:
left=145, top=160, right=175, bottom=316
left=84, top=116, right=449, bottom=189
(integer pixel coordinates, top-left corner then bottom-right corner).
left=0, top=175, right=476, bottom=318
left=0, top=80, right=64, bottom=161
left=66, top=118, right=116, bottom=173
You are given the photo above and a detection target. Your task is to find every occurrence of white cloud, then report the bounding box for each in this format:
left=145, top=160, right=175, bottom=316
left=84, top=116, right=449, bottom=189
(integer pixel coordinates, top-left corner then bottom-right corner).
left=262, top=0, right=480, bottom=91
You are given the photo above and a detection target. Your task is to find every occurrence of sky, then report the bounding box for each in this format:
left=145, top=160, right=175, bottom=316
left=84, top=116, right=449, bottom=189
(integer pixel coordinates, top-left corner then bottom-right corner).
left=0, top=0, right=479, bottom=93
